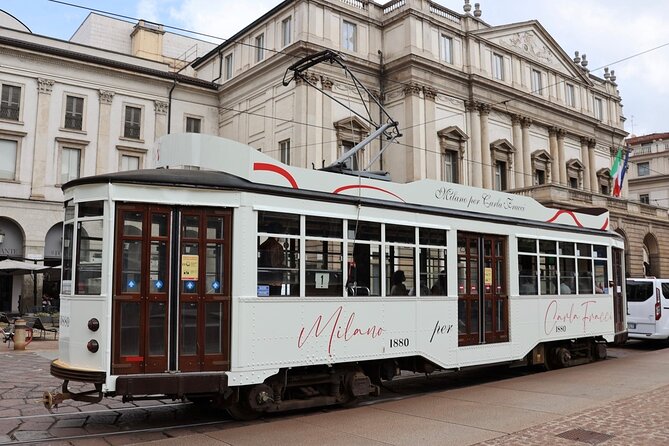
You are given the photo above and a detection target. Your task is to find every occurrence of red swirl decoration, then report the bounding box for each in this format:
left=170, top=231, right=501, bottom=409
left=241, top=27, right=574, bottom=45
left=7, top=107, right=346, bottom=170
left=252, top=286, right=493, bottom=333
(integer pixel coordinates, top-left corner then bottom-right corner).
left=333, top=184, right=405, bottom=202
left=253, top=162, right=298, bottom=189
left=546, top=210, right=583, bottom=228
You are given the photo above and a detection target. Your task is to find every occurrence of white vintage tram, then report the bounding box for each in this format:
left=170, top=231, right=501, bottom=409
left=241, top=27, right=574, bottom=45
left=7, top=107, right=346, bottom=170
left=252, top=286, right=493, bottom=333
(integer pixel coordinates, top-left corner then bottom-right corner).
left=46, top=133, right=626, bottom=418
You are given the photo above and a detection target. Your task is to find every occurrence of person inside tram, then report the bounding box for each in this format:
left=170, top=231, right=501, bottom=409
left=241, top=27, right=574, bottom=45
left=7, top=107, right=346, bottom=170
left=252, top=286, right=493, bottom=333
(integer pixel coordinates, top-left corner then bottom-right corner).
left=390, top=270, right=408, bottom=296
left=595, top=282, right=605, bottom=294
left=560, top=281, right=572, bottom=294
left=259, top=222, right=285, bottom=295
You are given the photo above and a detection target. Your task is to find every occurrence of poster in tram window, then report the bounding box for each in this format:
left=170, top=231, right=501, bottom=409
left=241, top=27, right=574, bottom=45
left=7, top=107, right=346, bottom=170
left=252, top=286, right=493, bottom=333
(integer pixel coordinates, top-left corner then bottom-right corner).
left=181, top=255, right=199, bottom=280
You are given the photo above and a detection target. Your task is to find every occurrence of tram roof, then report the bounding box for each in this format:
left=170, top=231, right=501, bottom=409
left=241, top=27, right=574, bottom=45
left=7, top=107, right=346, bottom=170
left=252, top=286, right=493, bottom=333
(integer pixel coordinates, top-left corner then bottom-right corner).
left=63, top=134, right=617, bottom=238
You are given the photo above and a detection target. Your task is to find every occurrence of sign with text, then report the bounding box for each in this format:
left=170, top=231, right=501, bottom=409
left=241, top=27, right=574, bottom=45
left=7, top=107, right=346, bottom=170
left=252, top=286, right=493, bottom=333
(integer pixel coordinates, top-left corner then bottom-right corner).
left=181, top=255, right=199, bottom=280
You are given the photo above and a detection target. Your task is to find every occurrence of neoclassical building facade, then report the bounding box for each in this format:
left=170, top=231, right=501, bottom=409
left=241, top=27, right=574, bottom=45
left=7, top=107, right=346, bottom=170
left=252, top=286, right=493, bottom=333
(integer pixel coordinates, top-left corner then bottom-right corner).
left=1, top=0, right=668, bottom=311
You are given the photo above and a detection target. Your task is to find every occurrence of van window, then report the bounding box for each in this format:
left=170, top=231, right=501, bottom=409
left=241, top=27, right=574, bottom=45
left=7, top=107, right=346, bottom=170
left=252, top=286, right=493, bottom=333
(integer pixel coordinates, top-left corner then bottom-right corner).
left=626, top=282, right=654, bottom=302
left=663, top=283, right=669, bottom=299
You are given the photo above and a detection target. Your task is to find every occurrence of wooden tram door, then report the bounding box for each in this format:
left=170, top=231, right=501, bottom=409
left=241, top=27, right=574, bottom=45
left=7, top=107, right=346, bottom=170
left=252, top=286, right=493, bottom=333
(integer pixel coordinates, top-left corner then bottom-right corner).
left=457, top=233, right=508, bottom=346
left=612, top=248, right=625, bottom=334
left=177, top=209, right=231, bottom=372
left=112, top=205, right=231, bottom=375
left=113, top=205, right=171, bottom=375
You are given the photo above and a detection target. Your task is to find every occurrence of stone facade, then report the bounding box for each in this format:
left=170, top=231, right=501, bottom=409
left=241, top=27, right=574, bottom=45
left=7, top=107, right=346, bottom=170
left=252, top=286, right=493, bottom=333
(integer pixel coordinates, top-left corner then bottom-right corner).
left=1, top=1, right=668, bottom=311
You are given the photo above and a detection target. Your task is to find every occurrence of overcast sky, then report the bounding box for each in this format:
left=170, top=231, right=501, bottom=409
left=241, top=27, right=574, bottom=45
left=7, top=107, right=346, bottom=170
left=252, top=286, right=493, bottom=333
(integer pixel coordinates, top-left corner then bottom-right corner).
left=4, top=0, right=668, bottom=136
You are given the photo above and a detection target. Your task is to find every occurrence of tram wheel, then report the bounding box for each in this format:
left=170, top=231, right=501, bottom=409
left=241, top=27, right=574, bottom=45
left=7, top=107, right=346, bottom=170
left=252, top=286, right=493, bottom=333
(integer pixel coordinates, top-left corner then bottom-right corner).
left=227, top=388, right=261, bottom=421
left=593, top=342, right=607, bottom=360
left=545, top=346, right=571, bottom=370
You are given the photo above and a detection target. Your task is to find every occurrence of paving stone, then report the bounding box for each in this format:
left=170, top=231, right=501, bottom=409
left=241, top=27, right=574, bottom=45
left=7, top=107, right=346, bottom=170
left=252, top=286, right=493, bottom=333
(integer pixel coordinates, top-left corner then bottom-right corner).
left=12, top=430, right=54, bottom=441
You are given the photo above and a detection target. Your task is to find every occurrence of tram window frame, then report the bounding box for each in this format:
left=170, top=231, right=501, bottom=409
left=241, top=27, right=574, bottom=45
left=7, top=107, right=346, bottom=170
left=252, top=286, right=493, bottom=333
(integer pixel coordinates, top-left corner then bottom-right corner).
left=517, top=237, right=605, bottom=296
left=74, top=200, right=105, bottom=296
left=305, top=216, right=343, bottom=296
left=62, top=201, right=75, bottom=294
left=385, top=224, right=416, bottom=296
left=418, top=228, right=447, bottom=296
left=346, top=220, right=382, bottom=297
left=257, top=211, right=300, bottom=297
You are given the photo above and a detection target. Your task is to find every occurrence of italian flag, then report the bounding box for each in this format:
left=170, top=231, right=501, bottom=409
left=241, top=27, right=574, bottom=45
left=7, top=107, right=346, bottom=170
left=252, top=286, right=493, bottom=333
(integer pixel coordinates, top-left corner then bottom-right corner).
left=610, top=147, right=629, bottom=197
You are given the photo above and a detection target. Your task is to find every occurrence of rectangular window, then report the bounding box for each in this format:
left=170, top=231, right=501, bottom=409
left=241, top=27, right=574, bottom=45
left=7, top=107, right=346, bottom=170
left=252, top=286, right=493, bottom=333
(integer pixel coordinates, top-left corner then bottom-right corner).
left=61, top=147, right=81, bottom=184
left=494, top=160, right=507, bottom=191
left=257, top=211, right=300, bottom=296
left=569, top=176, right=578, bottom=188
left=565, top=83, right=575, bottom=107
left=255, top=34, right=264, bottom=62
left=342, top=20, right=357, bottom=51
left=124, top=106, right=142, bottom=139
left=492, top=53, right=504, bottom=80
left=594, top=97, right=603, bottom=120
left=0, top=139, right=17, bottom=180
left=305, top=216, right=343, bottom=296
left=186, top=117, right=201, bottom=133
left=418, top=228, right=447, bottom=296
left=1, top=85, right=21, bottom=121
left=340, top=140, right=359, bottom=170
left=534, top=168, right=545, bottom=185
left=120, top=154, right=140, bottom=171
left=639, top=194, right=650, bottom=204
left=282, top=17, right=292, bottom=47
left=443, top=150, right=458, bottom=183
left=531, top=69, right=542, bottom=94
left=279, top=139, right=290, bottom=165
left=224, top=53, right=233, bottom=80
left=64, top=95, right=84, bottom=130
left=75, top=218, right=103, bottom=295
left=440, top=35, right=453, bottom=63
left=637, top=162, right=650, bottom=176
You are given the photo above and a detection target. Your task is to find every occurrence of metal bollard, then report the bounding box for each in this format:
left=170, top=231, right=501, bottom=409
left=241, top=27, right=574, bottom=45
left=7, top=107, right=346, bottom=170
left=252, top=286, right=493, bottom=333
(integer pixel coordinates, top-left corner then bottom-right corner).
left=13, top=319, right=33, bottom=350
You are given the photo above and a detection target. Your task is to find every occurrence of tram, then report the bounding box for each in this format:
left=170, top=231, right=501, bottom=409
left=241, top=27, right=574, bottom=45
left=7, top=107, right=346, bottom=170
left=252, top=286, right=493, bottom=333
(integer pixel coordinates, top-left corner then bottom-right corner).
left=45, top=133, right=626, bottom=418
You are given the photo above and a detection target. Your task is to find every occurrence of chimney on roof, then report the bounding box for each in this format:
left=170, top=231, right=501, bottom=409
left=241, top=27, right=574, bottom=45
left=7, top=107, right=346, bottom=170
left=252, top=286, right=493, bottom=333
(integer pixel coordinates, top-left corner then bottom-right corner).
left=131, top=20, right=165, bottom=62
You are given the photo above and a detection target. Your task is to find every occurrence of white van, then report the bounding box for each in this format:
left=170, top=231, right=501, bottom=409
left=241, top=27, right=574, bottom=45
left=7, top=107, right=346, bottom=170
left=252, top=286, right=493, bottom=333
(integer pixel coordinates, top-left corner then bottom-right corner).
left=626, top=278, right=669, bottom=340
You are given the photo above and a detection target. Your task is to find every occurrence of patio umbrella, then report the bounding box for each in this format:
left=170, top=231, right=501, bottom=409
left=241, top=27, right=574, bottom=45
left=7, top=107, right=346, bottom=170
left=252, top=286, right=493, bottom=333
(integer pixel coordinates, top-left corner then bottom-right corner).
left=0, top=259, right=49, bottom=275
left=0, top=259, right=50, bottom=310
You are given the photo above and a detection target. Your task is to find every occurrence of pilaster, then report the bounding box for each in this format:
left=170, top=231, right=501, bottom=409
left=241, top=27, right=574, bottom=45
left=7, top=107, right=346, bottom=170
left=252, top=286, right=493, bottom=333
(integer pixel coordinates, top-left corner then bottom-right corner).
left=96, top=89, right=115, bottom=174
left=478, top=103, right=491, bottom=189
left=466, top=100, right=481, bottom=188
left=511, top=114, right=524, bottom=187
left=30, top=78, right=55, bottom=199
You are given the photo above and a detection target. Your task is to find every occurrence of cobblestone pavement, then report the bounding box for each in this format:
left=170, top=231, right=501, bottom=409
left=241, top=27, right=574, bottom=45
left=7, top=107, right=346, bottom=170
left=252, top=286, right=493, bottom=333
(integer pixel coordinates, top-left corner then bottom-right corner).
left=474, top=383, right=669, bottom=446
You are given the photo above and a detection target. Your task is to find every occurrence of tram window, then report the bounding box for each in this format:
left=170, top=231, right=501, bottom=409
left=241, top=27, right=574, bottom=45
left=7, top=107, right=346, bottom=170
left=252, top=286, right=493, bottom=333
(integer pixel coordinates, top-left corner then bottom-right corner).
left=386, top=224, right=415, bottom=244
left=258, top=211, right=299, bottom=235
left=594, top=260, right=608, bottom=293
left=78, top=200, right=103, bottom=217
left=593, top=245, right=607, bottom=258
left=152, top=214, right=169, bottom=237
left=305, top=240, right=343, bottom=296
left=64, top=200, right=75, bottom=221
left=206, top=216, right=225, bottom=239
left=559, top=258, right=576, bottom=294
left=257, top=230, right=300, bottom=297
left=205, top=243, right=224, bottom=294
left=559, top=242, right=575, bottom=256
left=419, top=247, right=446, bottom=296
left=386, top=245, right=415, bottom=296
left=577, top=243, right=591, bottom=257
left=518, top=255, right=537, bottom=295
left=75, top=220, right=103, bottom=295
left=306, top=216, right=342, bottom=238
left=419, top=228, right=447, bottom=246
left=539, top=256, right=557, bottom=295
left=62, top=223, right=74, bottom=284
left=123, top=212, right=142, bottom=236
left=539, top=240, right=557, bottom=254
left=119, top=302, right=140, bottom=356
left=182, top=215, right=199, bottom=238
left=517, top=238, right=536, bottom=253
left=347, top=242, right=381, bottom=296
left=577, top=258, right=594, bottom=293
left=348, top=220, right=381, bottom=241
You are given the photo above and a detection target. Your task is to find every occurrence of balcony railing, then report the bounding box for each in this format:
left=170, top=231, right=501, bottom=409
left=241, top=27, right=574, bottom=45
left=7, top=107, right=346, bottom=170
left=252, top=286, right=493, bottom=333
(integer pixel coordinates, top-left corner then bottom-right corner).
left=124, top=124, right=141, bottom=139
left=64, top=115, right=83, bottom=130
left=0, top=106, right=20, bottom=121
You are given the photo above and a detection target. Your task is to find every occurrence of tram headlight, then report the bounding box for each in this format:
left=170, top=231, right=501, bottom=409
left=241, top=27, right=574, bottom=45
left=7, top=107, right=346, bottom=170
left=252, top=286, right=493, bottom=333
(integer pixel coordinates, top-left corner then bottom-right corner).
left=87, top=339, right=99, bottom=353
left=87, top=318, right=100, bottom=331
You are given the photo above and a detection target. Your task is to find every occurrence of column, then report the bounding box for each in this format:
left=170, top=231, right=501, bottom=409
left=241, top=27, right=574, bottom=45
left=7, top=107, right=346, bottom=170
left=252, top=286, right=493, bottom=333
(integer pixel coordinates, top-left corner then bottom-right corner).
left=96, top=90, right=115, bottom=175
left=424, top=87, right=438, bottom=180
left=588, top=138, right=598, bottom=192
left=548, top=126, right=558, bottom=185
left=466, top=100, right=481, bottom=188
left=30, top=78, right=55, bottom=199
left=521, top=118, right=533, bottom=186
left=403, top=84, right=423, bottom=182
left=305, top=73, right=320, bottom=170
left=293, top=77, right=309, bottom=167
left=154, top=100, right=168, bottom=140
left=557, top=129, right=567, bottom=185
left=479, top=103, right=491, bottom=189
left=580, top=137, right=591, bottom=192
left=511, top=114, right=524, bottom=187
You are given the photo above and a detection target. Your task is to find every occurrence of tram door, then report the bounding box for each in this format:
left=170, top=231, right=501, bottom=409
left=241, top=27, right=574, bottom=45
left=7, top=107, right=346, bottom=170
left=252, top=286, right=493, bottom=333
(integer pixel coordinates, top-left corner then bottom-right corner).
left=612, top=247, right=626, bottom=334
left=113, top=205, right=171, bottom=375
left=177, top=209, right=231, bottom=372
left=457, top=233, right=508, bottom=346
left=112, top=205, right=231, bottom=375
